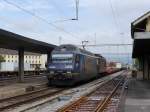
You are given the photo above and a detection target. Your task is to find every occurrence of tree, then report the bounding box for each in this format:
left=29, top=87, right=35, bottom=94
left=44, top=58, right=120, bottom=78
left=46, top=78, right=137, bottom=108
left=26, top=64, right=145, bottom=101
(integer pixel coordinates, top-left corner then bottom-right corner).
left=0, top=55, right=5, bottom=70
left=0, top=55, right=5, bottom=62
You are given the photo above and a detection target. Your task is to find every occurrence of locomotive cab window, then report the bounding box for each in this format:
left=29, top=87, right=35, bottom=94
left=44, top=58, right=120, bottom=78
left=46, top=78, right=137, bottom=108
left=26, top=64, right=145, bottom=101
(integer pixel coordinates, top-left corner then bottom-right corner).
left=75, top=55, right=80, bottom=62
left=52, top=54, right=73, bottom=63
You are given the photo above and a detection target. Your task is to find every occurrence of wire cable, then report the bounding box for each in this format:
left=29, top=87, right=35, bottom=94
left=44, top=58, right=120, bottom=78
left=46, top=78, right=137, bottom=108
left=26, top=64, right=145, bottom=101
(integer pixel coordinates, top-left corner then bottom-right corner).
left=77, top=43, right=132, bottom=47
left=3, top=0, right=80, bottom=40
left=108, top=0, right=119, bottom=31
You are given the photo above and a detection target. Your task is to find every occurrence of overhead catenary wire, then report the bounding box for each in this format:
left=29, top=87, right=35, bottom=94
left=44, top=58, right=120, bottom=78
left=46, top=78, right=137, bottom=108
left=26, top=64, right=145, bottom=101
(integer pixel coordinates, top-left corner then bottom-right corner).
left=108, top=0, right=128, bottom=54
left=3, top=0, right=80, bottom=40
left=81, top=43, right=132, bottom=63
left=77, top=43, right=132, bottom=47
left=50, top=0, right=79, bottom=23
left=101, top=53, right=132, bottom=55
left=50, top=0, right=66, bottom=17
left=54, top=0, right=79, bottom=22
left=108, top=0, right=119, bottom=32
left=53, top=18, right=76, bottom=23
left=108, top=0, right=126, bottom=45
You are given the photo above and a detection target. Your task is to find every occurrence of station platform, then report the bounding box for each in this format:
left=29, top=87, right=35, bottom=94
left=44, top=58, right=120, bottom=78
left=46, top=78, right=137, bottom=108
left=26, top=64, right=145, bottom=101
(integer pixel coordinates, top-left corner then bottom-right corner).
left=0, top=76, right=48, bottom=100
left=124, top=77, right=150, bottom=112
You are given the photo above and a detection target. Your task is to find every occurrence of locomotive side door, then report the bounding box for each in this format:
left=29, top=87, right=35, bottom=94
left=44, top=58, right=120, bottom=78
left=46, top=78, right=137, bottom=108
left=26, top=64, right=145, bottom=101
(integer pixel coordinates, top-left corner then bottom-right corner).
left=75, top=54, right=80, bottom=73
left=80, top=55, right=85, bottom=74
left=75, top=54, right=85, bottom=74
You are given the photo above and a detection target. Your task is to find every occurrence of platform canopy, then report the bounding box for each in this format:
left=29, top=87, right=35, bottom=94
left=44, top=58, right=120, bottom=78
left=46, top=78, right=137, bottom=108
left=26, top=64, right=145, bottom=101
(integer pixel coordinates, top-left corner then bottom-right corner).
left=0, top=29, right=56, bottom=54
left=0, top=28, right=57, bottom=82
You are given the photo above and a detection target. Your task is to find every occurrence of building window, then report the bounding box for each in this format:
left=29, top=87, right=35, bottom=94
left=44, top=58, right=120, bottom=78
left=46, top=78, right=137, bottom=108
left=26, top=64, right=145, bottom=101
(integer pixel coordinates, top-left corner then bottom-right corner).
left=12, top=60, right=13, bottom=62
left=12, top=56, right=13, bottom=58
left=8, top=60, right=10, bottom=62
left=8, top=55, right=10, bottom=58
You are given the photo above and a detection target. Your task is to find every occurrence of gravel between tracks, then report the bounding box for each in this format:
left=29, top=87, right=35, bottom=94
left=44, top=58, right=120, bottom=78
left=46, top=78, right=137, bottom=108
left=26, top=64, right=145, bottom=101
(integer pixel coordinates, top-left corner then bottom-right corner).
left=14, top=71, right=124, bottom=112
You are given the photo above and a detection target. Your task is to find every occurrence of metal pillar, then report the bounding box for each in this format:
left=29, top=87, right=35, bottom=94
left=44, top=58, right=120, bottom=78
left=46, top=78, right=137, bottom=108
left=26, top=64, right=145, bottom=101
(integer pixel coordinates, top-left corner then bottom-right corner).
left=144, top=56, right=149, bottom=80
left=47, top=53, right=51, bottom=65
left=18, top=48, right=24, bottom=82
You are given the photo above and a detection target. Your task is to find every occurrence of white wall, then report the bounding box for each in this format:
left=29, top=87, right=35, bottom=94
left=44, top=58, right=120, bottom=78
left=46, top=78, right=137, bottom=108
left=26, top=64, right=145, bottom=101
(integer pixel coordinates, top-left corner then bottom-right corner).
left=0, top=62, right=31, bottom=71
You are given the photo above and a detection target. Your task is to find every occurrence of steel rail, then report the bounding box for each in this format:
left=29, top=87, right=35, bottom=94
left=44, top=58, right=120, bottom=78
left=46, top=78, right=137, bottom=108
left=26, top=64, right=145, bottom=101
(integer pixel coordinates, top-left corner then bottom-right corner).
left=0, top=87, right=65, bottom=111
left=57, top=72, right=126, bottom=112
left=95, top=77, right=124, bottom=112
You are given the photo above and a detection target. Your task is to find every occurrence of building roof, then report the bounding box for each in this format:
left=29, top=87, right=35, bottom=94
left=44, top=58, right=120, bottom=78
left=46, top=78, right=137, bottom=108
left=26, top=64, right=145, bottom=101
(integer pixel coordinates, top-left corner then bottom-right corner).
left=0, top=29, right=57, bottom=54
left=132, top=11, right=150, bottom=26
left=131, top=11, right=150, bottom=58
left=131, top=11, right=150, bottom=38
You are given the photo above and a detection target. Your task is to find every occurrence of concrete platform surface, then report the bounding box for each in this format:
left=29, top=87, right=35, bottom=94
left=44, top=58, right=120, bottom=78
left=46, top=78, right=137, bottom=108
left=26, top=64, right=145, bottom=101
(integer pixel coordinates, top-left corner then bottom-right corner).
left=0, top=76, right=48, bottom=100
left=124, top=78, right=150, bottom=112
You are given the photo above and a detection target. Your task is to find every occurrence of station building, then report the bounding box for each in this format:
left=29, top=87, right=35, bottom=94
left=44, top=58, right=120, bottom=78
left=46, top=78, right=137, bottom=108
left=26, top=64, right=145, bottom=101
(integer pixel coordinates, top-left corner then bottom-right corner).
left=0, top=48, right=46, bottom=71
left=132, top=11, right=150, bottom=80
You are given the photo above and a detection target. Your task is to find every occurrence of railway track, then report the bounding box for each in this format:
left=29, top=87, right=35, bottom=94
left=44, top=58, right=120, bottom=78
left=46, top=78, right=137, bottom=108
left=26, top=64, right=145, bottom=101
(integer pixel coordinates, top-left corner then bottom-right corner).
left=0, top=74, right=47, bottom=84
left=0, top=70, right=47, bottom=81
left=57, top=72, right=126, bottom=112
left=0, top=87, right=66, bottom=111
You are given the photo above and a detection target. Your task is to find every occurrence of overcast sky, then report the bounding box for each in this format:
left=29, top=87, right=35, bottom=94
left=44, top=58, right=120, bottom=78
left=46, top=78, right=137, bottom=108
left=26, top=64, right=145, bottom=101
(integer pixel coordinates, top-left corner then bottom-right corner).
left=0, top=0, right=150, bottom=62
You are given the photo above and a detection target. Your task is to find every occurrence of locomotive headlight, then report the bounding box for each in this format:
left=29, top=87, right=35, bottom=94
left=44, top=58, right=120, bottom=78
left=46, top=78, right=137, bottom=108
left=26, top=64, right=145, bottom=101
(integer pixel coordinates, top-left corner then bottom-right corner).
left=65, top=65, right=73, bottom=69
left=67, top=71, right=71, bottom=74
left=50, top=71, right=54, bottom=74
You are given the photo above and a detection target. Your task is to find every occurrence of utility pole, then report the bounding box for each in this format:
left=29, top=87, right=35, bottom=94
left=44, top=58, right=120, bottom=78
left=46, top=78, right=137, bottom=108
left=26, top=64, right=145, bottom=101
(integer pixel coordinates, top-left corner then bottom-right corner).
left=76, top=0, right=79, bottom=20
left=59, top=36, right=62, bottom=45
left=94, top=33, right=96, bottom=45
left=120, top=32, right=124, bottom=44
left=50, top=0, right=79, bottom=23
left=72, top=0, right=79, bottom=20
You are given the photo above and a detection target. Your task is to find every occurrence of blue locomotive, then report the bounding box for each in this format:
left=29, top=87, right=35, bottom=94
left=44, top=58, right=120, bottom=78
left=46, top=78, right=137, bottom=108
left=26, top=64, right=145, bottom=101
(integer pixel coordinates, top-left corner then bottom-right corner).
left=47, top=44, right=106, bottom=86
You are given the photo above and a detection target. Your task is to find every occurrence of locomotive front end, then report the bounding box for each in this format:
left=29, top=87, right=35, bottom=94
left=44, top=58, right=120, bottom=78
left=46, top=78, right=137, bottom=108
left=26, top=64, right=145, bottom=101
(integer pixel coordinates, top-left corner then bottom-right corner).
left=47, top=52, right=80, bottom=86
